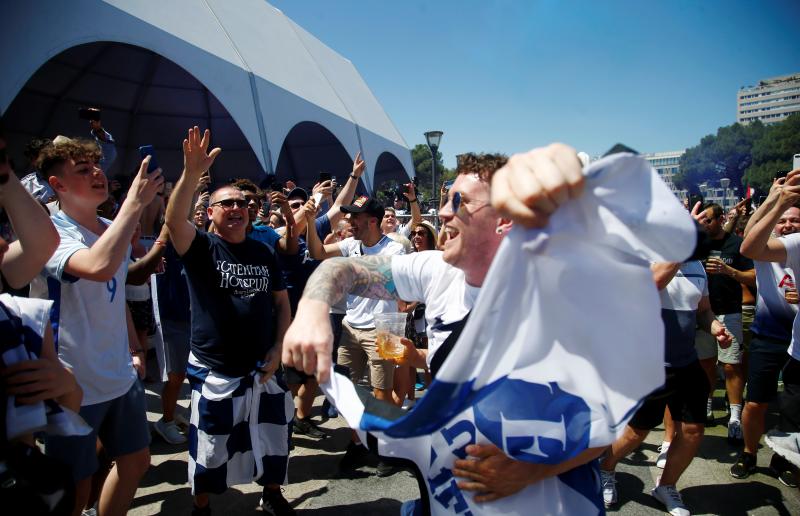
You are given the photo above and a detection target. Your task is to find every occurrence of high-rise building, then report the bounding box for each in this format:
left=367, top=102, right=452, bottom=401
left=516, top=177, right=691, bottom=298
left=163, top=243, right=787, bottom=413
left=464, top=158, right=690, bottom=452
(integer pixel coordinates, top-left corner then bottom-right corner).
left=644, top=150, right=687, bottom=200
left=737, top=73, right=800, bottom=125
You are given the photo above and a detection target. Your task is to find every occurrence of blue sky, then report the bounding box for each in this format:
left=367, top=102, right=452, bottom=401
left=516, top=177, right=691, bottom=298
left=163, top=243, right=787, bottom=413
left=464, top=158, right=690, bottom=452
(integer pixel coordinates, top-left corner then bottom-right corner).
left=269, top=0, right=800, bottom=168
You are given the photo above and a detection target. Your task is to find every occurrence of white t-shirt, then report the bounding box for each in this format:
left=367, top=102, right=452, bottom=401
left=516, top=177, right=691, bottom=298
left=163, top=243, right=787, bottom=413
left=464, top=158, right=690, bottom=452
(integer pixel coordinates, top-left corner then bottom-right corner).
left=751, top=248, right=798, bottom=343
left=392, top=251, right=480, bottom=366
left=782, top=233, right=800, bottom=359
left=339, top=235, right=406, bottom=328
left=29, top=211, right=135, bottom=405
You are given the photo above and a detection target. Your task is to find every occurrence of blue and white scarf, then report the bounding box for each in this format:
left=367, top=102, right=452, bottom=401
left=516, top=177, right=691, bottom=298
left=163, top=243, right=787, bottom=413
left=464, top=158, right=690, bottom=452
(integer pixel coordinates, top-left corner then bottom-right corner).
left=186, top=353, right=294, bottom=494
left=1, top=294, right=91, bottom=440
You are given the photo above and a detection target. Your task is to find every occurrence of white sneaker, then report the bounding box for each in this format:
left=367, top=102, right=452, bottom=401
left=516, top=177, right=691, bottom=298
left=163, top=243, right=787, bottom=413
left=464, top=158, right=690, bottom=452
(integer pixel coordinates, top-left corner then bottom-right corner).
left=727, top=419, right=743, bottom=443
left=600, top=469, right=617, bottom=507
left=154, top=417, right=187, bottom=444
left=765, top=430, right=800, bottom=468
left=651, top=484, right=690, bottom=516
left=656, top=444, right=670, bottom=469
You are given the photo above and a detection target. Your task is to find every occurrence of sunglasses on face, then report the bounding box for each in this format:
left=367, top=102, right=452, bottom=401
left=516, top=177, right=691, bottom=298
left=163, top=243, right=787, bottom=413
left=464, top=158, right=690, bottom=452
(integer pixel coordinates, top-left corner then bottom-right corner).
left=211, top=198, right=247, bottom=209
left=410, top=230, right=428, bottom=237
left=289, top=201, right=304, bottom=209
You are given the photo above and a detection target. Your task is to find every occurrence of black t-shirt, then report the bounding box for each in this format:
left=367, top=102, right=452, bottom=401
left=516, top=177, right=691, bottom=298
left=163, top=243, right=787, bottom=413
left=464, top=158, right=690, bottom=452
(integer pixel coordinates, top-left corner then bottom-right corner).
left=707, top=232, right=753, bottom=315
left=181, top=230, right=286, bottom=377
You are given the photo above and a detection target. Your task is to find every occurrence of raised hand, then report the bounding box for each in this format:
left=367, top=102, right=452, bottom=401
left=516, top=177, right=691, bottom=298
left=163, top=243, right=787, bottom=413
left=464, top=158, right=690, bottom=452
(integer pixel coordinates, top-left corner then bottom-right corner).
left=352, top=152, right=365, bottom=178
left=127, top=156, right=164, bottom=208
left=182, top=126, right=221, bottom=178
left=404, top=181, right=416, bottom=200
left=491, top=143, right=585, bottom=228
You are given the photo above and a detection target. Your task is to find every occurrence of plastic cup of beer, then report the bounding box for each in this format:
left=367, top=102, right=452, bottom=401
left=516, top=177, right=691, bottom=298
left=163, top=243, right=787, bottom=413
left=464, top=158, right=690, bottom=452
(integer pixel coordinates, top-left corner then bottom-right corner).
left=374, top=312, right=407, bottom=360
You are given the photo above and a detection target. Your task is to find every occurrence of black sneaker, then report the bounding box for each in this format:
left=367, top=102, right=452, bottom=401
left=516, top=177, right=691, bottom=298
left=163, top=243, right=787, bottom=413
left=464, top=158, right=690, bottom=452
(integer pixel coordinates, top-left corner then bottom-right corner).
left=376, top=459, right=397, bottom=477
left=260, top=488, right=296, bottom=516
left=293, top=417, right=327, bottom=439
left=191, top=503, right=211, bottom=516
left=339, top=441, right=369, bottom=472
left=770, top=453, right=799, bottom=488
left=730, top=452, right=757, bottom=479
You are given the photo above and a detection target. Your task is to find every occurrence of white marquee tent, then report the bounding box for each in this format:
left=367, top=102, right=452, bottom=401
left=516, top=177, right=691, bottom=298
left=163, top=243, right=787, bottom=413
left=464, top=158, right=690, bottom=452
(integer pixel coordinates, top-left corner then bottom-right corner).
left=0, top=0, right=414, bottom=192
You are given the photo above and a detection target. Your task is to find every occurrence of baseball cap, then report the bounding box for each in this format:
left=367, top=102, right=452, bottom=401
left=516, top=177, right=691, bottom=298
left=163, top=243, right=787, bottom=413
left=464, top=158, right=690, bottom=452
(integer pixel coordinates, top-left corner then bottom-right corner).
left=286, top=187, right=308, bottom=203
left=340, top=195, right=385, bottom=220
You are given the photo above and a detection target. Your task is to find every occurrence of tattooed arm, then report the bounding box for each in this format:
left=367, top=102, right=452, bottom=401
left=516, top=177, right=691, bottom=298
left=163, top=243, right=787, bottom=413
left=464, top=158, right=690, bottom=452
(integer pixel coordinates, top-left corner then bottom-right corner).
left=282, top=255, right=399, bottom=382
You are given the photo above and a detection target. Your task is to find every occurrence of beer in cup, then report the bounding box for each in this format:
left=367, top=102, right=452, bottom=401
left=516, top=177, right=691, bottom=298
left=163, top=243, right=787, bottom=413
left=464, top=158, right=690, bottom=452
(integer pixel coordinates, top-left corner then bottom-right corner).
left=374, top=312, right=407, bottom=360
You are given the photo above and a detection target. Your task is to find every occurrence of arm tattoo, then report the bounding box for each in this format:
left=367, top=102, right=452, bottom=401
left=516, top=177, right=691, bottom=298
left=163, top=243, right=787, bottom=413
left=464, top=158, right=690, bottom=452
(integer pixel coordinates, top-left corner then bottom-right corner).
left=302, top=255, right=398, bottom=306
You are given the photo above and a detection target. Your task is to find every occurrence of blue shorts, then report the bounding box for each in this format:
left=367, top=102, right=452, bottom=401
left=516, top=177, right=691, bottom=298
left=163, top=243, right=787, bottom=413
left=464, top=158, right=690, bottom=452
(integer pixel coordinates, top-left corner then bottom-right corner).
left=162, top=318, right=191, bottom=375
left=45, top=380, right=150, bottom=481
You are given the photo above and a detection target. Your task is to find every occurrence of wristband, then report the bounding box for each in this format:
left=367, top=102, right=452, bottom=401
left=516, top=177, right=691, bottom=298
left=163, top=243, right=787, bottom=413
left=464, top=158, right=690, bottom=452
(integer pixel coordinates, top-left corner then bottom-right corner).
left=408, top=198, right=418, bottom=203
left=350, top=174, right=358, bottom=180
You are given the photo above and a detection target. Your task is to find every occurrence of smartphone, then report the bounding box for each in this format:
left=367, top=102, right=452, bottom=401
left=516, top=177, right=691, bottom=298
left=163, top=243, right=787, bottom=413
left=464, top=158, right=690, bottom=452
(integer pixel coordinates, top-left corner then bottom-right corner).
left=138, top=145, right=159, bottom=173
left=318, top=172, right=332, bottom=183
left=794, top=154, right=800, bottom=171
left=78, top=108, right=101, bottom=121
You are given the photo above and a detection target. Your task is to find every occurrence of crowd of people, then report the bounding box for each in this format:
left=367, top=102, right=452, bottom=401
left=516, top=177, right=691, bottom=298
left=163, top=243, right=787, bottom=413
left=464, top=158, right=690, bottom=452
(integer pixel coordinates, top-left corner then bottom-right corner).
left=1, top=114, right=799, bottom=516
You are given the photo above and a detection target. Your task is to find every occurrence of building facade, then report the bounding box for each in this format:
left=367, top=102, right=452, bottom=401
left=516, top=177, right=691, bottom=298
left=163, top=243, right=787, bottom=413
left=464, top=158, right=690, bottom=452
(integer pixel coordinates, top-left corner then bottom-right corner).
left=644, top=150, right=688, bottom=200
left=737, top=73, right=800, bottom=125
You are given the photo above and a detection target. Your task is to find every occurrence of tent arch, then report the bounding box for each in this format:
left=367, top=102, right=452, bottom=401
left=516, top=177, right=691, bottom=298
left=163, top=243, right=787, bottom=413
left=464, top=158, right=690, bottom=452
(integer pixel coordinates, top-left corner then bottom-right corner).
left=274, top=121, right=355, bottom=190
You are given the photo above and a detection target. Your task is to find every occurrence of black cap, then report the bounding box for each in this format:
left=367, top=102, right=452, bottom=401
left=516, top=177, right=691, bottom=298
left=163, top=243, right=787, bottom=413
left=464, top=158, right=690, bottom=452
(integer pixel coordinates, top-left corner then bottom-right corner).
left=286, top=187, right=308, bottom=203
left=340, top=195, right=385, bottom=220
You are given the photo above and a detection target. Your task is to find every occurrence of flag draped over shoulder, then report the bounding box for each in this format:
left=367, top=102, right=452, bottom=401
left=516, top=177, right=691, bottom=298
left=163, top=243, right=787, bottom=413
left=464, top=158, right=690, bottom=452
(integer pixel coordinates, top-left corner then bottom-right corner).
left=322, top=153, right=697, bottom=515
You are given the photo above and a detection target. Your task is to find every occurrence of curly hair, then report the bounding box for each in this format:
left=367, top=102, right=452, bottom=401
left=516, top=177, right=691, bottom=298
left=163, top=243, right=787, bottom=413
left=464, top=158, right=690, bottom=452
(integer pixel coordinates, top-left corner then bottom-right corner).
left=37, top=138, right=103, bottom=178
left=229, top=177, right=262, bottom=197
left=455, top=152, right=508, bottom=182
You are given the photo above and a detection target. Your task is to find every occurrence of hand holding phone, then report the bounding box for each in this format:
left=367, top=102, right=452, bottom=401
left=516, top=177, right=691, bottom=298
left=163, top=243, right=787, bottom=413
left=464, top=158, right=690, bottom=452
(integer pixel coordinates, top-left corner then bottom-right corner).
left=138, top=145, right=160, bottom=173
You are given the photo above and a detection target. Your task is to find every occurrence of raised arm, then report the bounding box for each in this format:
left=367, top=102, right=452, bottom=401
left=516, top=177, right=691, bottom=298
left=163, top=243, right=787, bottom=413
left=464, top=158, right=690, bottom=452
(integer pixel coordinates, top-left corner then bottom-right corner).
left=326, top=152, right=365, bottom=225
left=165, top=127, right=221, bottom=255
left=741, top=170, right=800, bottom=262
left=405, top=181, right=423, bottom=227
left=282, top=254, right=401, bottom=382
left=271, top=191, right=298, bottom=255
left=304, top=200, right=343, bottom=260
left=0, top=159, right=59, bottom=288
left=65, top=157, right=163, bottom=281
left=126, top=225, right=169, bottom=285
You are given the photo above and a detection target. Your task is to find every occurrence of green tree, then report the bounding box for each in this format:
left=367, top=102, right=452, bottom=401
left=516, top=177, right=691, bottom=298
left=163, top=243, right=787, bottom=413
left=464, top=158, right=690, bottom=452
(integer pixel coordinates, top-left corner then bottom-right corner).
left=743, top=113, right=800, bottom=192
left=675, top=121, right=765, bottom=191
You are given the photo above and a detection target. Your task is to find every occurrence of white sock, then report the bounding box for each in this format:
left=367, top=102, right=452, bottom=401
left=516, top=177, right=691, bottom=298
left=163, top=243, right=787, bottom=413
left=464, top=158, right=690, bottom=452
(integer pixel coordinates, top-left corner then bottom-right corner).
left=707, top=397, right=713, bottom=412
left=730, top=403, right=742, bottom=422
left=661, top=440, right=671, bottom=450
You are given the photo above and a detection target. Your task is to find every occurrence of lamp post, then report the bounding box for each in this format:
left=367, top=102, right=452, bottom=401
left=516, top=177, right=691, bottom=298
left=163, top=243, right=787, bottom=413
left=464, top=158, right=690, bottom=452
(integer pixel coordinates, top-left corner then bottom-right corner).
left=720, top=177, right=730, bottom=210
left=424, top=130, right=443, bottom=229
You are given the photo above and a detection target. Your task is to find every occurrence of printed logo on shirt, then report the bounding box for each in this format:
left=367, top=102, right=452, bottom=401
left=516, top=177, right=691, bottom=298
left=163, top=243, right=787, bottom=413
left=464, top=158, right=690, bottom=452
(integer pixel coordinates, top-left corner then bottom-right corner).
left=424, top=379, right=591, bottom=515
left=216, top=261, right=271, bottom=298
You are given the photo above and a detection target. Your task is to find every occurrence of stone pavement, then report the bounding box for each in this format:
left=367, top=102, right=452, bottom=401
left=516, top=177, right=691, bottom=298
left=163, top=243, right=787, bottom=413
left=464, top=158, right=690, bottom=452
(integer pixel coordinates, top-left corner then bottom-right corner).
left=130, top=379, right=800, bottom=515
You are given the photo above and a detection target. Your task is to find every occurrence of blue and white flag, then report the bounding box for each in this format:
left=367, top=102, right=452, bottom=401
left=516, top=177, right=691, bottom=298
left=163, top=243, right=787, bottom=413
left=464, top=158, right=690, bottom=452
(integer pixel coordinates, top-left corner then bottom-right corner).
left=322, top=153, right=696, bottom=515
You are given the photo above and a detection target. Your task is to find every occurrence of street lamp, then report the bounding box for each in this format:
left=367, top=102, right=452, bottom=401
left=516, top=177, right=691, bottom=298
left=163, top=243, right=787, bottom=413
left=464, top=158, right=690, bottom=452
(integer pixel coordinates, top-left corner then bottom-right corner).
left=424, top=130, right=443, bottom=229
left=720, top=178, right=730, bottom=210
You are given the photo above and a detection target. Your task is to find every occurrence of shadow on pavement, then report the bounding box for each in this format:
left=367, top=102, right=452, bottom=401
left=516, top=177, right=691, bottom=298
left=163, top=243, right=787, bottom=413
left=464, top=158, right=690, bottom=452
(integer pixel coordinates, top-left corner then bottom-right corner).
left=682, top=481, right=792, bottom=516
left=140, top=458, right=188, bottom=488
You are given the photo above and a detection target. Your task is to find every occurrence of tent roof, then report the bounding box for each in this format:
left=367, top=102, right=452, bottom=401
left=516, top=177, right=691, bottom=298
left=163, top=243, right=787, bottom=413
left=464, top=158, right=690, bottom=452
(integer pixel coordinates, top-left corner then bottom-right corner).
left=0, top=0, right=413, bottom=190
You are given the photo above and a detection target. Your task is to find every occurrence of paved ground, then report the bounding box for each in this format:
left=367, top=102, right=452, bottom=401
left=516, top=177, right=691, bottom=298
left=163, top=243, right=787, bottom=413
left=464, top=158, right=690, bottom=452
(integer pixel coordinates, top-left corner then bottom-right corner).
left=130, top=376, right=800, bottom=515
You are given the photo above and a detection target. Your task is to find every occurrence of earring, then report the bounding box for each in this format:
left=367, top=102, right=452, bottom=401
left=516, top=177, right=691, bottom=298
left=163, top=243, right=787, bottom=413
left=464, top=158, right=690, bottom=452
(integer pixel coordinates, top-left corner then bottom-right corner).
left=496, top=227, right=503, bottom=234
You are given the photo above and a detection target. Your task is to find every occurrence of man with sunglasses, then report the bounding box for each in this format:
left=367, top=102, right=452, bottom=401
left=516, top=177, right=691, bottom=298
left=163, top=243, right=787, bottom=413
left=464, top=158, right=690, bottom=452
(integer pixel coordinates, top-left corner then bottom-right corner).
left=165, top=127, right=295, bottom=515
left=284, top=145, right=597, bottom=499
